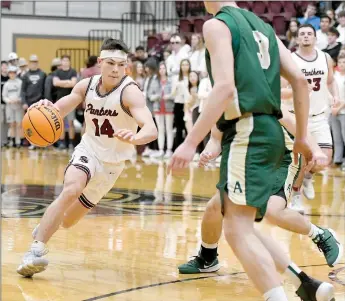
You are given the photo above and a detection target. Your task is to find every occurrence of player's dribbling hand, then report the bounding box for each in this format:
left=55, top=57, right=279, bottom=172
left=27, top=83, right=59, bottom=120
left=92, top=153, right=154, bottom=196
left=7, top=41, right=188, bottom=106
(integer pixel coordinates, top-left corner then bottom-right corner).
left=114, top=129, right=135, bottom=144
left=31, top=99, right=54, bottom=109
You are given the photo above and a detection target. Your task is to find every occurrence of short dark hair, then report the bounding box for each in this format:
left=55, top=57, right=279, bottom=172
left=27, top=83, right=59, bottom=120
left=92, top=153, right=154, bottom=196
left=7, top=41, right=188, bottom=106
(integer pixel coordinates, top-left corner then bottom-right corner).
left=1, top=60, right=8, bottom=65
left=100, top=38, right=130, bottom=54
left=298, top=24, right=316, bottom=36
left=320, top=14, right=331, bottom=23
left=328, top=27, right=340, bottom=38
left=135, top=46, right=145, bottom=52
left=61, top=55, right=71, bottom=60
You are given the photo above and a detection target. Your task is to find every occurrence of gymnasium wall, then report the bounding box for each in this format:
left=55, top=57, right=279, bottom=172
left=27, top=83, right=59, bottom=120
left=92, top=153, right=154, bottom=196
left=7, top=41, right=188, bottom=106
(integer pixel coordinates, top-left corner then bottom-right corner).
left=1, top=16, right=123, bottom=72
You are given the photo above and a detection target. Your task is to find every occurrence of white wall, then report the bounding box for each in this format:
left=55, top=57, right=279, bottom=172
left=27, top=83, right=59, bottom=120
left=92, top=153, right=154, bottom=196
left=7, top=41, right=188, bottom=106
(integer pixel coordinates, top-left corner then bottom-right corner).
left=1, top=16, right=128, bottom=59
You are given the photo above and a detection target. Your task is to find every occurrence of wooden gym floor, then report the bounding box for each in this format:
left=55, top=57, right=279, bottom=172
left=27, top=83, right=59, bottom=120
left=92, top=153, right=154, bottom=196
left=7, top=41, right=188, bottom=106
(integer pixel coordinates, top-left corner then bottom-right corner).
left=1, top=148, right=345, bottom=301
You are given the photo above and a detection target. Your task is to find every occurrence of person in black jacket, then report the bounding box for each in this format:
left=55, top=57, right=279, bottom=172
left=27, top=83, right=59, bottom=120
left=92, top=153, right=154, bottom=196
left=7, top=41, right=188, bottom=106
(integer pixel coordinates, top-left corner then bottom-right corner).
left=1, top=60, right=9, bottom=146
left=21, top=54, right=46, bottom=149
left=323, top=27, right=342, bottom=65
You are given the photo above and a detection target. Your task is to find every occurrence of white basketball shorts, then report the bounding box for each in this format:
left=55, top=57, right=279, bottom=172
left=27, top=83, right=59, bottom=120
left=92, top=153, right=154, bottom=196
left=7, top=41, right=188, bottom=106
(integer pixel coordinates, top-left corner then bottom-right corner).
left=308, top=113, right=333, bottom=149
left=65, top=141, right=125, bottom=208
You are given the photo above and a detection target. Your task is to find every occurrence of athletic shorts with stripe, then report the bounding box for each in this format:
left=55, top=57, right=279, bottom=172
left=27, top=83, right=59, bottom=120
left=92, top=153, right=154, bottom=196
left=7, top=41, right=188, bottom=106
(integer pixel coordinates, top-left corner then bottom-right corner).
left=65, top=141, right=125, bottom=209
left=216, top=114, right=285, bottom=220
left=308, top=113, right=333, bottom=149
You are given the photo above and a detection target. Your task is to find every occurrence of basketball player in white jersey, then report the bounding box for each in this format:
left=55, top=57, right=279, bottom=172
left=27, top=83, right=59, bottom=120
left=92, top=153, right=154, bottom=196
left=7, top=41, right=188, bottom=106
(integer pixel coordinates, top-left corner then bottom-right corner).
left=17, top=38, right=158, bottom=277
left=282, top=24, right=340, bottom=213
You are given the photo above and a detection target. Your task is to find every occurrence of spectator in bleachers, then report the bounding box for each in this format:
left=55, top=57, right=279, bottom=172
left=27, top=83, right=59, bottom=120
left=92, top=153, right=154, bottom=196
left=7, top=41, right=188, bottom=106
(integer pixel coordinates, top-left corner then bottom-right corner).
left=150, top=62, right=175, bottom=158
left=185, top=71, right=200, bottom=134
left=180, top=34, right=191, bottom=55
left=323, top=27, right=342, bottom=65
left=132, top=61, right=145, bottom=90
left=316, top=15, right=331, bottom=50
left=21, top=55, right=46, bottom=149
left=188, top=33, right=206, bottom=75
left=44, top=58, right=61, bottom=103
left=298, top=3, right=320, bottom=30
left=336, top=2, right=345, bottom=17
left=8, top=52, right=18, bottom=68
left=172, top=58, right=190, bottom=149
left=125, top=53, right=135, bottom=76
left=197, top=74, right=212, bottom=148
left=286, top=18, right=299, bottom=51
left=135, top=46, right=148, bottom=65
left=80, top=56, right=100, bottom=79
left=141, top=58, right=160, bottom=157
left=166, top=34, right=189, bottom=79
left=163, top=48, right=171, bottom=62
left=330, top=53, right=345, bottom=170
left=53, top=55, right=77, bottom=149
left=326, top=9, right=337, bottom=27
left=1, top=61, right=9, bottom=147
left=17, top=58, right=29, bottom=79
left=2, top=66, right=23, bottom=147
left=337, top=11, right=345, bottom=44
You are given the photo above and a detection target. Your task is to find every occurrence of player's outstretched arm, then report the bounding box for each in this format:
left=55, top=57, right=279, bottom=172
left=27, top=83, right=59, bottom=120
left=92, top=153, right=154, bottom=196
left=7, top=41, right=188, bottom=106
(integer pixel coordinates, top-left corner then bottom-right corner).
left=276, top=37, right=309, bottom=141
left=119, top=84, right=158, bottom=145
left=183, top=19, right=235, bottom=148
left=34, top=78, right=89, bottom=118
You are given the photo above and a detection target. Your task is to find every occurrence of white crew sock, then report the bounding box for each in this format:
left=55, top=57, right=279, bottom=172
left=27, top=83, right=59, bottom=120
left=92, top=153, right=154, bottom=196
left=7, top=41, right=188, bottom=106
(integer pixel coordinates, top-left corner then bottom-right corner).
left=284, top=262, right=302, bottom=288
left=263, top=286, right=288, bottom=301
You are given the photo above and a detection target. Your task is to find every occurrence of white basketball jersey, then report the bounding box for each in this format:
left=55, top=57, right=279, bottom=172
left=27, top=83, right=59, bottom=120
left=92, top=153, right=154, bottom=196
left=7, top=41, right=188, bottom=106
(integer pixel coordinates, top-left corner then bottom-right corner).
left=291, top=49, right=329, bottom=116
left=82, top=75, right=138, bottom=163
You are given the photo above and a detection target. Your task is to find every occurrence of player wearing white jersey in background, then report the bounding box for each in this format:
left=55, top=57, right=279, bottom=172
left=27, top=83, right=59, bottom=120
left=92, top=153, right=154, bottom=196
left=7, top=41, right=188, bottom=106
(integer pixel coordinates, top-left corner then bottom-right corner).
left=17, top=38, right=158, bottom=277
left=281, top=24, right=340, bottom=213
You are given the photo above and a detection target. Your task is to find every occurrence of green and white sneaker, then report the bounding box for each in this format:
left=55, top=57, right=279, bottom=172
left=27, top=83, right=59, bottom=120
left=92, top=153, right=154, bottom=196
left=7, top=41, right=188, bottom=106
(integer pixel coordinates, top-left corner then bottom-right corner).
left=178, top=255, right=220, bottom=274
left=313, top=228, right=343, bottom=267
left=296, top=271, right=335, bottom=301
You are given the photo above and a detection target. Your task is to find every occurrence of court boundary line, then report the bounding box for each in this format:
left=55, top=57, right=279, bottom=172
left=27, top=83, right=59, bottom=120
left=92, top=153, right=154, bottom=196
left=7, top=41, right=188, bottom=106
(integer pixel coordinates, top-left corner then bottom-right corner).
left=82, top=263, right=345, bottom=301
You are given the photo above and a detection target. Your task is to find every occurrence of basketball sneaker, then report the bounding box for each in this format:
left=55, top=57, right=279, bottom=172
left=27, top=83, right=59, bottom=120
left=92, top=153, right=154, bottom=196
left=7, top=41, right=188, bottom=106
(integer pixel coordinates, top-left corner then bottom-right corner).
left=313, top=228, right=343, bottom=267
left=296, top=271, right=335, bottom=301
left=289, top=194, right=305, bottom=214
left=303, top=178, right=315, bottom=200
left=178, top=254, right=220, bottom=274
left=17, top=241, right=49, bottom=278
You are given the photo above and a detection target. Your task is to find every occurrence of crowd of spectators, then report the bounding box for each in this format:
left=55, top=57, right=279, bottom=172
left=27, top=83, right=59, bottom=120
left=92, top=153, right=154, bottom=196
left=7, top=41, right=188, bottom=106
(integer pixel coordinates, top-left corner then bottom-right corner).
left=1, top=1, right=345, bottom=167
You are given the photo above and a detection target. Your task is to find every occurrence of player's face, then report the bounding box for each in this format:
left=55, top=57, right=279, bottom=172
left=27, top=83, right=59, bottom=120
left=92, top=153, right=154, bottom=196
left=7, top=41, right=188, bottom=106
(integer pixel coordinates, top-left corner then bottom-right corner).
left=99, top=58, right=127, bottom=86
left=298, top=28, right=316, bottom=47
left=338, top=58, right=345, bottom=72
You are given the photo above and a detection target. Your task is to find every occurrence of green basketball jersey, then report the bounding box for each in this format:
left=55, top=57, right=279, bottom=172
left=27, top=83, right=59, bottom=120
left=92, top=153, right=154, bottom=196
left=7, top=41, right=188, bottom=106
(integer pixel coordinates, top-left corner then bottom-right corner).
left=206, top=6, right=282, bottom=128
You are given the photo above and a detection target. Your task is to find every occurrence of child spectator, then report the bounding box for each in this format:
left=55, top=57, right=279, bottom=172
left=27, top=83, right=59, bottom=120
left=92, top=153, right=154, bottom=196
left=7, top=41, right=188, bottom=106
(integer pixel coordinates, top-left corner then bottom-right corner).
left=2, top=66, right=23, bottom=147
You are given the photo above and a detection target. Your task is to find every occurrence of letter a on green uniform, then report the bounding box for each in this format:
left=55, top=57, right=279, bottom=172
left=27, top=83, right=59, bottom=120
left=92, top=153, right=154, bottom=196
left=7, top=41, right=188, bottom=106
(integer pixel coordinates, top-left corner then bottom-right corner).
left=234, top=181, right=243, bottom=193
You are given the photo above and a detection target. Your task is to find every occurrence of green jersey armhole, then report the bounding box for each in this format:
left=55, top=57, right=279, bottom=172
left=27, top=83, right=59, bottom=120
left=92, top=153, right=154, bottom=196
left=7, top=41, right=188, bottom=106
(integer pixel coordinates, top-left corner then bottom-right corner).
left=214, top=12, right=240, bottom=58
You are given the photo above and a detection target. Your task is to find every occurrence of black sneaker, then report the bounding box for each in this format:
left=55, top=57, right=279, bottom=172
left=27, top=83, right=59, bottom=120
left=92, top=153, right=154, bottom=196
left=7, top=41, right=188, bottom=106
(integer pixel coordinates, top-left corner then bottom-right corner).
left=296, top=272, right=335, bottom=301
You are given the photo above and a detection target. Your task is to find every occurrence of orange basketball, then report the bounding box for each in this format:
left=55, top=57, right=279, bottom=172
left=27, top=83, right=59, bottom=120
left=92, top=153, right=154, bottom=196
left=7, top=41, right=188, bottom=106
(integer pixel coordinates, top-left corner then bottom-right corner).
left=22, top=105, right=64, bottom=147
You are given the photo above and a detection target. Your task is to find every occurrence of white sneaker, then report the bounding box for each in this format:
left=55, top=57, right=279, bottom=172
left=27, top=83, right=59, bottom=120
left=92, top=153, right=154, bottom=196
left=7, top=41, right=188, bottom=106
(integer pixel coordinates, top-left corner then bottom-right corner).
left=303, top=178, right=315, bottom=200
left=289, top=194, right=305, bottom=214
left=17, top=241, right=49, bottom=277
left=164, top=150, right=173, bottom=159
left=141, top=148, right=152, bottom=157
left=150, top=150, right=164, bottom=158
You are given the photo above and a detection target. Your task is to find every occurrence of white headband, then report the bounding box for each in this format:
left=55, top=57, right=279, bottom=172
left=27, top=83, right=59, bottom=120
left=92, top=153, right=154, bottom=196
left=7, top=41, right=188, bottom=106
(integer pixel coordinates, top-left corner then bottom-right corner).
left=100, top=50, right=128, bottom=60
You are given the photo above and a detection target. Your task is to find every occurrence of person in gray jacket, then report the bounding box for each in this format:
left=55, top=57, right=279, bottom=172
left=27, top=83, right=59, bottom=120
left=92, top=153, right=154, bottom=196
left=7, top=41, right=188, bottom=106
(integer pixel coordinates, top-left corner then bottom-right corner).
left=21, top=55, right=46, bottom=149
left=2, top=66, right=23, bottom=147
left=21, top=55, right=46, bottom=110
